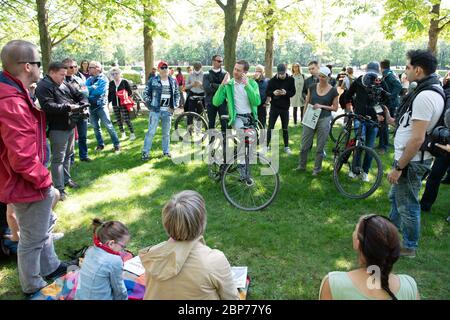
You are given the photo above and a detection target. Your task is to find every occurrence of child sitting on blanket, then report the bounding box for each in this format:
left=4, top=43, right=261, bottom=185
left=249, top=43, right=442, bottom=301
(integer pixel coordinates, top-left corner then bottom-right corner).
left=76, top=218, right=130, bottom=300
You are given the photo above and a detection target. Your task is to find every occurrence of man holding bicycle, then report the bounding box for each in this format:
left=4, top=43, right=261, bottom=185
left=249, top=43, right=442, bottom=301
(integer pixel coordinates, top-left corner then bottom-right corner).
left=212, top=60, right=261, bottom=179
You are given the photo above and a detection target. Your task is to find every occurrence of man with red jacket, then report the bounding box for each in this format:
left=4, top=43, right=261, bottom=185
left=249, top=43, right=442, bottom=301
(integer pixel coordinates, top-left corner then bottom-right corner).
left=0, top=40, right=71, bottom=296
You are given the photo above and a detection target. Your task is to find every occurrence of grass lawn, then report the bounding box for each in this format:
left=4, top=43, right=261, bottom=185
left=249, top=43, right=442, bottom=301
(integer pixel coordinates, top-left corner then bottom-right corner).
left=0, top=113, right=449, bottom=300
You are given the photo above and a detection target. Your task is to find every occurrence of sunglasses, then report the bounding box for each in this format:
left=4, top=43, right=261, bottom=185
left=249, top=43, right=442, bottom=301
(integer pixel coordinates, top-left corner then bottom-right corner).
left=69, top=66, right=78, bottom=69
left=160, top=66, right=168, bottom=70
left=18, top=61, right=41, bottom=68
left=215, top=60, right=223, bottom=63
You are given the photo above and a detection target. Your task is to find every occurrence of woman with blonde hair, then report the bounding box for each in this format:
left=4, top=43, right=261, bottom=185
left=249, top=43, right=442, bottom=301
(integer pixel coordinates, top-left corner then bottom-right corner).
left=139, top=190, right=239, bottom=300
left=291, top=63, right=305, bottom=124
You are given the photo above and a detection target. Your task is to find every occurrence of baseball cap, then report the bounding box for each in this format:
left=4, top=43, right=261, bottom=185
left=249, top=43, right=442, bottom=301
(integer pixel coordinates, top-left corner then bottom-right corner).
left=318, top=66, right=331, bottom=78
left=158, top=61, right=168, bottom=69
left=277, top=64, right=287, bottom=74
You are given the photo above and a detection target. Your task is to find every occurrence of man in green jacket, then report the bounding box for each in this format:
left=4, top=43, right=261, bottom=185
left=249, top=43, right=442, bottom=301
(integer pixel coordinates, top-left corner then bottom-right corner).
left=212, top=60, right=261, bottom=129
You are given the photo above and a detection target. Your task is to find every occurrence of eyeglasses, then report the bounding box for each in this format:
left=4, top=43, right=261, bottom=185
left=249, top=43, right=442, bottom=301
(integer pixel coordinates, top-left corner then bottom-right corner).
left=215, top=60, right=223, bottom=63
left=88, top=66, right=97, bottom=69
left=69, top=66, right=78, bottom=69
left=116, top=241, right=127, bottom=250
left=18, top=61, right=41, bottom=68
left=160, top=66, right=168, bottom=70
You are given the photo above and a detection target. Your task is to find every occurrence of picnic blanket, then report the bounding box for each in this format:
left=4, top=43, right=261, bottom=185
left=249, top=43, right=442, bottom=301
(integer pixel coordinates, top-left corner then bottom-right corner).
left=31, top=250, right=250, bottom=300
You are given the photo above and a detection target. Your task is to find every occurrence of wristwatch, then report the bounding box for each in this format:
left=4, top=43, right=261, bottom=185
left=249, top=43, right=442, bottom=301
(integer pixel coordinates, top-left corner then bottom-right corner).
left=393, top=160, right=403, bottom=171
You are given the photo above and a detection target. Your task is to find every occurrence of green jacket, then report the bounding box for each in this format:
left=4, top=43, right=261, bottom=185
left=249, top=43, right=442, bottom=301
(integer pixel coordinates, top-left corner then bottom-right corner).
left=212, top=78, right=261, bottom=126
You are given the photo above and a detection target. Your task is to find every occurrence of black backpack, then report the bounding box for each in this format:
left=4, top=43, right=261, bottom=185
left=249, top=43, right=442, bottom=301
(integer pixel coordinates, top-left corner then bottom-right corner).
left=396, top=75, right=449, bottom=160
left=419, top=86, right=450, bottom=159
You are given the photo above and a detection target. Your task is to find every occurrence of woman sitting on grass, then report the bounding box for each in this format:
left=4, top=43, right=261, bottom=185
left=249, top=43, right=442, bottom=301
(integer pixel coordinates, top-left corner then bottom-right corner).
left=76, top=218, right=130, bottom=300
left=139, top=190, right=239, bottom=300
left=319, top=214, right=419, bottom=300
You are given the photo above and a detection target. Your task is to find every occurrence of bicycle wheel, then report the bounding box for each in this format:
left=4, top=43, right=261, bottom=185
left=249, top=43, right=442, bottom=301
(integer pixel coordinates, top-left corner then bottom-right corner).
left=221, top=153, right=280, bottom=211
left=329, top=113, right=349, bottom=143
left=174, top=112, right=208, bottom=143
left=333, top=145, right=383, bottom=199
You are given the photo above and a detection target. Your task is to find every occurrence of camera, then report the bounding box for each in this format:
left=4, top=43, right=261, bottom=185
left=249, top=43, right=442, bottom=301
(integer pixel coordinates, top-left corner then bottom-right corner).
left=362, top=72, right=391, bottom=114
left=431, top=126, right=450, bottom=145
left=68, top=103, right=90, bottom=126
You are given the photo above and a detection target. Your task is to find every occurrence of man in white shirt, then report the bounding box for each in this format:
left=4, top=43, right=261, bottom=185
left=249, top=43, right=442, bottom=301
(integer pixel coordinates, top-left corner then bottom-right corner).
left=385, top=50, right=445, bottom=258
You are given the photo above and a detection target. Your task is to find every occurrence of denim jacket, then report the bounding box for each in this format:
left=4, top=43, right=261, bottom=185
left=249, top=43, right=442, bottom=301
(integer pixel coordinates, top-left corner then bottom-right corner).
left=86, top=73, right=109, bottom=110
left=143, top=75, right=180, bottom=112
left=75, top=247, right=128, bottom=300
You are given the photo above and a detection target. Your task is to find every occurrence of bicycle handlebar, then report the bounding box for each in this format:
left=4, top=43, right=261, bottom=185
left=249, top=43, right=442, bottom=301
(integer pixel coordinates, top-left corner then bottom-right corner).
left=346, top=113, right=379, bottom=126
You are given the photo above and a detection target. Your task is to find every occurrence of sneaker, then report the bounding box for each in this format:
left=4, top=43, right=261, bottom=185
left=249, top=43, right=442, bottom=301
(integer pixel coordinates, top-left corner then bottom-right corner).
left=121, top=132, right=127, bottom=140
left=80, top=157, right=92, bottom=162
left=65, top=180, right=79, bottom=189
left=163, top=153, right=172, bottom=158
left=44, top=259, right=79, bottom=282
left=52, top=232, right=64, bottom=241
left=114, top=146, right=121, bottom=152
left=130, top=133, right=136, bottom=141
left=361, top=172, right=370, bottom=182
left=284, top=147, right=293, bottom=155
left=441, top=176, right=450, bottom=184
left=141, top=152, right=150, bottom=161
left=348, top=171, right=358, bottom=179
left=59, top=191, right=68, bottom=201
left=400, top=247, right=416, bottom=258
left=95, top=145, right=104, bottom=152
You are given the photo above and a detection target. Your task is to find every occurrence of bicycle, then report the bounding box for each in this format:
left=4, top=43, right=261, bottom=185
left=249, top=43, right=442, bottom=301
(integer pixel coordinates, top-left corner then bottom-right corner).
left=208, top=115, right=280, bottom=211
left=332, top=113, right=383, bottom=199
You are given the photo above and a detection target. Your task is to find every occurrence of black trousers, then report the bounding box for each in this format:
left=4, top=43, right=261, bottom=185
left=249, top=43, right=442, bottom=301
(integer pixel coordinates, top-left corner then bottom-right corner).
left=206, top=102, right=228, bottom=132
left=293, top=107, right=305, bottom=125
left=258, top=103, right=267, bottom=128
left=420, top=156, right=450, bottom=210
left=267, top=107, right=290, bottom=147
left=186, top=94, right=205, bottom=125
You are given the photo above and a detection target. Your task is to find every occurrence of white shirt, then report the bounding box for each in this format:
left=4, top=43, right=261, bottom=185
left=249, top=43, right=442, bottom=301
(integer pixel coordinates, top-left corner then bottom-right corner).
left=394, top=86, right=445, bottom=161
left=234, top=82, right=251, bottom=115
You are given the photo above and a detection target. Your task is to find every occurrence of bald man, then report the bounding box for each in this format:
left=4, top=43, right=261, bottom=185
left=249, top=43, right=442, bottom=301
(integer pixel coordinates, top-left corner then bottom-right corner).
left=0, top=40, right=72, bottom=296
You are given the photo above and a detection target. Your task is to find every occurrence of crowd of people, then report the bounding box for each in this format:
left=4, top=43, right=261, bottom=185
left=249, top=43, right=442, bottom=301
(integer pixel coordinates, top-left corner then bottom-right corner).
left=0, top=39, right=449, bottom=300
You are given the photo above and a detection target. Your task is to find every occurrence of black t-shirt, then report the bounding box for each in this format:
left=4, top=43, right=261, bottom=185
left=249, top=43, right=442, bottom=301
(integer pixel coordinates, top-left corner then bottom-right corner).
left=309, top=85, right=339, bottom=119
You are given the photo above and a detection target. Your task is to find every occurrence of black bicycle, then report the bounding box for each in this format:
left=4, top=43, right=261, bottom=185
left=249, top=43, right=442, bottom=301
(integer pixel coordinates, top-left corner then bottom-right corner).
left=332, top=113, right=383, bottom=199
left=208, top=115, right=280, bottom=211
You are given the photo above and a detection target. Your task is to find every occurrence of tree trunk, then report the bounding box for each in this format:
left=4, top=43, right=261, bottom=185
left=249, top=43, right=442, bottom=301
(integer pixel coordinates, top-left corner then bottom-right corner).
left=143, top=1, right=154, bottom=82
left=36, top=0, right=52, bottom=73
left=223, top=1, right=237, bottom=73
left=427, top=3, right=440, bottom=55
left=265, top=32, right=274, bottom=78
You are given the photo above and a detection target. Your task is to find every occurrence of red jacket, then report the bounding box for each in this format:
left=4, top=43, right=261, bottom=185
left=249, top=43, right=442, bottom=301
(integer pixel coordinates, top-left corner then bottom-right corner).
left=0, top=71, right=52, bottom=204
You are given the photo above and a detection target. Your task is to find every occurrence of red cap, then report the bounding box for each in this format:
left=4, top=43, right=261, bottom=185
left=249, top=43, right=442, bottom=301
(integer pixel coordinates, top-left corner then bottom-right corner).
left=158, top=61, right=168, bottom=69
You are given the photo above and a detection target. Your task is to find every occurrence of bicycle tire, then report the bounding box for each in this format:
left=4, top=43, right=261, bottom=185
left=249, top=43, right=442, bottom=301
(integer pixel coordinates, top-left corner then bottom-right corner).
left=330, top=113, right=350, bottom=143
left=333, top=145, right=383, bottom=199
left=174, top=112, right=208, bottom=143
left=221, top=153, right=280, bottom=211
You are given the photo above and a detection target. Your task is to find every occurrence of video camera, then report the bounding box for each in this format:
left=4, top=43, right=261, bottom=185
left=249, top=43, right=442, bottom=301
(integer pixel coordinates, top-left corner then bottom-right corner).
left=362, top=71, right=391, bottom=114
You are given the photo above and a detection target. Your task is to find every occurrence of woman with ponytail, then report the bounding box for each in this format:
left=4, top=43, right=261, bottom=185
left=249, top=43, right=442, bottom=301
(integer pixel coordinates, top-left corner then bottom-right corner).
left=319, top=214, right=419, bottom=300
left=76, top=218, right=130, bottom=300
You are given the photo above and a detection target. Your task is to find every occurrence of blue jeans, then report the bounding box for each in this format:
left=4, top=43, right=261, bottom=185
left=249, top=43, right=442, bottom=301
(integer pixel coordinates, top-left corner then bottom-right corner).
left=354, top=119, right=379, bottom=173
left=389, top=159, right=432, bottom=250
left=142, top=111, right=172, bottom=154
left=76, top=119, right=88, bottom=159
left=89, top=106, right=120, bottom=147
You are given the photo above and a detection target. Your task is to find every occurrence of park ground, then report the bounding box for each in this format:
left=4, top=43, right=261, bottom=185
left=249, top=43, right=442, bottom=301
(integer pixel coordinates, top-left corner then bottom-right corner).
left=0, top=114, right=448, bottom=300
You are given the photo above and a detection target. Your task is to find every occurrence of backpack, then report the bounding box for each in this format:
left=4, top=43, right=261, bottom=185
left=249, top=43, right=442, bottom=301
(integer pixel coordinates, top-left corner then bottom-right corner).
left=396, top=75, right=449, bottom=160
left=419, top=86, right=450, bottom=159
